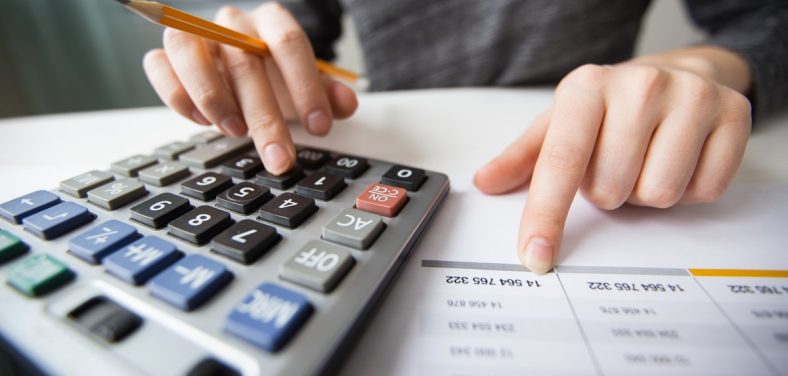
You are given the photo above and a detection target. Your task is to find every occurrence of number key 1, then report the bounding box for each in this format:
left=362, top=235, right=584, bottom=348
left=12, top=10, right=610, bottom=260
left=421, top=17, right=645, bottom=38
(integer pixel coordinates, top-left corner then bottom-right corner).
left=130, top=193, right=192, bottom=229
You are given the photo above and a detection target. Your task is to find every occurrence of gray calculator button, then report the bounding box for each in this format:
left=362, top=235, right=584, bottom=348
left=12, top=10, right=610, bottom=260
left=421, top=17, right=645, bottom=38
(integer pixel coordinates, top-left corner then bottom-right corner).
left=189, top=131, right=223, bottom=144
left=87, top=179, right=147, bottom=210
left=154, top=141, right=195, bottom=160
left=138, top=162, right=191, bottom=186
left=280, top=240, right=354, bottom=293
left=59, top=170, right=114, bottom=198
left=110, top=155, right=158, bottom=177
left=179, top=137, right=253, bottom=168
left=322, top=208, right=385, bottom=249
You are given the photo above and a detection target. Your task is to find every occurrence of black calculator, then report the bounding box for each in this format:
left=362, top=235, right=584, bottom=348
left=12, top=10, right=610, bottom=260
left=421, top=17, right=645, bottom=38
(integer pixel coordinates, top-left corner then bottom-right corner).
left=0, top=131, right=449, bottom=375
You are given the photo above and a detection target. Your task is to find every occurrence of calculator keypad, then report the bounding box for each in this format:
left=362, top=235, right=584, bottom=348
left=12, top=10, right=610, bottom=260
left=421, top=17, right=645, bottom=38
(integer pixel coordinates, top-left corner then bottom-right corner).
left=130, top=193, right=192, bottom=229
left=216, top=182, right=272, bottom=214
left=259, top=193, right=317, bottom=228
left=168, top=206, right=233, bottom=245
left=181, top=172, right=233, bottom=201
left=211, top=219, right=280, bottom=264
left=295, top=172, right=347, bottom=201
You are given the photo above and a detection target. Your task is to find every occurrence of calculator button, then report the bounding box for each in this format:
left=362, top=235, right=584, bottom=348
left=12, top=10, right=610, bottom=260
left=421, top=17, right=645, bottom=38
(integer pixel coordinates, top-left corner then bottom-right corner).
left=189, top=131, right=223, bottom=144
left=355, top=183, right=408, bottom=217
left=6, top=254, right=75, bottom=297
left=179, top=137, right=253, bottom=168
left=168, top=206, right=233, bottom=245
left=222, top=155, right=263, bottom=179
left=296, top=148, right=331, bottom=170
left=259, top=193, right=317, bottom=228
left=324, top=156, right=369, bottom=179
left=216, top=182, right=272, bottom=214
left=0, top=190, right=61, bottom=224
left=149, top=254, right=233, bottom=311
left=67, top=297, right=142, bottom=343
left=110, top=155, right=159, bottom=177
left=295, top=172, right=347, bottom=201
left=225, top=282, right=313, bottom=352
left=211, top=220, right=280, bottom=264
left=280, top=240, right=355, bottom=293
left=381, top=165, right=427, bottom=191
left=69, top=220, right=140, bottom=264
left=138, top=161, right=191, bottom=187
left=255, top=166, right=305, bottom=190
left=103, top=236, right=182, bottom=285
left=60, top=171, right=114, bottom=198
left=181, top=172, right=233, bottom=201
left=323, top=208, right=385, bottom=249
left=87, top=179, right=148, bottom=210
left=155, top=141, right=195, bottom=160
left=23, top=202, right=94, bottom=240
left=0, top=229, right=29, bottom=264
left=130, top=193, right=192, bottom=229
left=187, top=359, right=240, bottom=376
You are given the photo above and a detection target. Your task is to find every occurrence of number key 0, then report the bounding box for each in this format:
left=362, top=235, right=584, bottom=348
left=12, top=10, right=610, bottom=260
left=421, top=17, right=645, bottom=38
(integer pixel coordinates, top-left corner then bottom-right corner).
left=130, top=193, right=192, bottom=229
left=168, top=206, right=233, bottom=245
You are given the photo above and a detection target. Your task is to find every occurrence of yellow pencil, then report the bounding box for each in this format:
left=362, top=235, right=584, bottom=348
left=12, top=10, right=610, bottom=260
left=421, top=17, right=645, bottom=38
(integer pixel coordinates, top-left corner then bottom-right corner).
left=114, top=0, right=361, bottom=83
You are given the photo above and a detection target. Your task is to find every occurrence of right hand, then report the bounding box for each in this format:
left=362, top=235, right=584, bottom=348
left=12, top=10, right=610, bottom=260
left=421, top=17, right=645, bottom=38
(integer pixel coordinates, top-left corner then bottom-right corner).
left=142, top=3, right=358, bottom=175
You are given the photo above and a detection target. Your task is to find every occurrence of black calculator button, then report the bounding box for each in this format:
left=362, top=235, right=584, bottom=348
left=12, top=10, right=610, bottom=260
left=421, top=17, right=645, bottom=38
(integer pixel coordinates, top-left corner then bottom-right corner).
left=259, top=193, right=317, bottom=228
left=181, top=172, right=233, bottom=201
left=130, top=193, right=192, bottom=229
left=211, top=220, right=280, bottom=264
left=381, top=165, right=427, bottom=191
left=295, top=172, right=347, bottom=201
left=255, top=166, right=305, bottom=190
left=221, top=155, right=263, bottom=179
left=168, top=206, right=233, bottom=245
left=68, top=296, right=142, bottom=344
left=186, top=358, right=240, bottom=376
left=324, top=156, right=369, bottom=179
left=296, top=148, right=331, bottom=170
left=216, top=182, right=272, bottom=214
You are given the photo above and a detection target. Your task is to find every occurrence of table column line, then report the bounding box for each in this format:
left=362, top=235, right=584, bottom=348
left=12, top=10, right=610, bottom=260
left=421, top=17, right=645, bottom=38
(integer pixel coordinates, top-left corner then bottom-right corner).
left=554, top=271, right=604, bottom=376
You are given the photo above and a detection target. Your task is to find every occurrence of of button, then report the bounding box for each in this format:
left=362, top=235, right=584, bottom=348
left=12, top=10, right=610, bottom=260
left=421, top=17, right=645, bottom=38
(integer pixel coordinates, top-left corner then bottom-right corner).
left=87, top=179, right=148, bottom=210
left=6, top=254, right=75, bottom=297
left=225, top=282, right=313, bottom=352
left=216, top=182, right=272, bottom=214
left=149, top=254, right=233, bottom=311
left=324, top=156, right=369, bottom=179
left=0, top=190, right=61, bottom=224
left=60, top=171, right=114, bottom=198
left=259, top=193, right=317, bottom=228
left=255, top=166, right=305, bottom=190
left=22, top=202, right=94, bottom=240
left=179, top=137, right=253, bottom=168
left=222, top=155, right=263, bottom=179
left=280, top=240, right=355, bottom=293
left=69, top=220, right=140, bottom=264
left=168, top=206, right=233, bottom=245
left=67, top=296, right=142, bottom=343
left=211, top=220, right=280, bottom=264
left=381, top=165, right=427, bottom=191
left=295, top=172, right=347, bottom=201
left=322, top=208, right=385, bottom=249
left=110, top=155, right=159, bottom=177
left=186, top=358, right=240, bottom=376
left=138, top=161, right=191, bottom=187
left=103, top=236, right=182, bottom=285
left=296, top=148, right=331, bottom=170
left=130, top=193, right=192, bottom=229
left=189, top=131, right=224, bottom=144
left=0, top=229, right=29, bottom=264
left=155, top=141, right=195, bottom=160
left=355, top=183, right=408, bottom=217
left=181, top=172, right=233, bottom=201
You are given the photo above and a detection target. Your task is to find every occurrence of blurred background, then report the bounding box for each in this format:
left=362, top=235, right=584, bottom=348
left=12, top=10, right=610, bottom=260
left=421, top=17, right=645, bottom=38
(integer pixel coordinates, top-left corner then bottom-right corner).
left=0, top=0, right=703, bottom=119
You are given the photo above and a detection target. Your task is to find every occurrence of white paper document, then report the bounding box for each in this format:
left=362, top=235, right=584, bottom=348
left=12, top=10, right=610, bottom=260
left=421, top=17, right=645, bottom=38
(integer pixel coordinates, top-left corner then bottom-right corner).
left=343, top=179, right=788, bottom=376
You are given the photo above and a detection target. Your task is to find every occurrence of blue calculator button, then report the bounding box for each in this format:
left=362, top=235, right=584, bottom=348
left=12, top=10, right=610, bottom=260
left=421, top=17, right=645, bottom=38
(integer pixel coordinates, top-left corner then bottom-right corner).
left=103, top=236, right=182, bottom=285
left=149, top=254, right=233, bottom=311
left=22, top=202, right=94, bottom=240
left=225, top=282, right=313, bottom=352
left=69, top=220, right=140, bottom=264
left=0, top=190, right=61, bottom=224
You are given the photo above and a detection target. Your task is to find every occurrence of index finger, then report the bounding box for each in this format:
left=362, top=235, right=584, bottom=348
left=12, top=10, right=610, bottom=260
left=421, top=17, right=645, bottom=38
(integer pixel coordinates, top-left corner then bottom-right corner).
left=519, top=65, right=606, bottom=273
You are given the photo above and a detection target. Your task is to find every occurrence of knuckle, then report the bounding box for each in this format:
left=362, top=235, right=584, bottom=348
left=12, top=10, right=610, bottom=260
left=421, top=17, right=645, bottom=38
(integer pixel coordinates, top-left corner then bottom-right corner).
left=678, top=73, right=716, bottom=106
left=631, top=65, right=667, bottom=102
left=542, top=143, right=587, bottom=175
left=582, top=182, right=627, bottom=210
left=562, top=64, right=607, bottom=88
left=162, top=28, right=193, bottom=51
left=691, top=185, right=725, bottom=203
left=635, top=185, right=682, bottom=209
left=246, top=112, right=282, bottom=134
left=216, top=5, right=242, bottom=20
left=268, top=28, right=307, bottom=49
left=164, top=86, right=189, bottom=108
left=191, top=85, right=221, bottom=110
left=142, top=49, right=165, bottom=67
left=224, top=55, right=260, bottom=80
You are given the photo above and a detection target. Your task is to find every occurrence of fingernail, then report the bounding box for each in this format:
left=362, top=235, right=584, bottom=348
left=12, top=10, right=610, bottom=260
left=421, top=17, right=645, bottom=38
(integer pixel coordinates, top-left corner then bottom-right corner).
left=192, top=110, right=210, bottom=125
left=307, top=110, right=331, bottom=135
left=523, top=237, right=553, bottom=274
left=263, top=143, right=291, bottom=174
left=220, top=115, right=247, bottom=137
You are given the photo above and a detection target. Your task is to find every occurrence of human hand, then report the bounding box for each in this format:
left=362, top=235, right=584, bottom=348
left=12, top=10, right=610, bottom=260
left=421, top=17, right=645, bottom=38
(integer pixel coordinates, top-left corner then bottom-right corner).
left=474, top=60, right=752, bottom=273
left=142, top=3, right=358, bottom=174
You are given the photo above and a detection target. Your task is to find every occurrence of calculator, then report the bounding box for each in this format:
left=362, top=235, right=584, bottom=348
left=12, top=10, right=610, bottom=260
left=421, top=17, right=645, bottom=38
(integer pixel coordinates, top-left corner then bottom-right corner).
left=0, top=131, right=450, bottom=376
